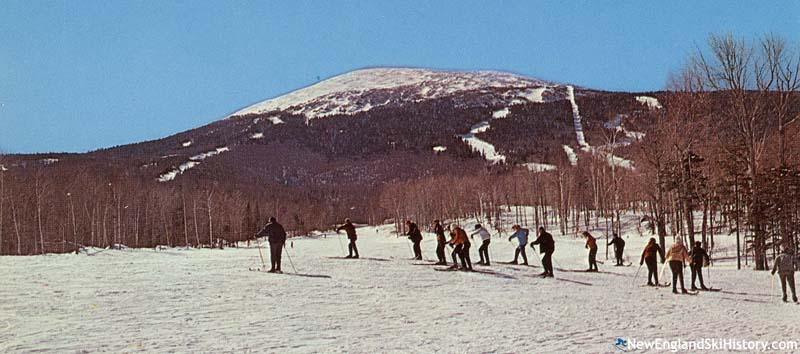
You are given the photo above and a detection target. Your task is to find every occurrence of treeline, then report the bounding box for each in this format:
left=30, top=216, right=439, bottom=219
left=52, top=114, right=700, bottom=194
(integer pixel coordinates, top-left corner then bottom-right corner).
left=0, top=161, right=382, bottom=255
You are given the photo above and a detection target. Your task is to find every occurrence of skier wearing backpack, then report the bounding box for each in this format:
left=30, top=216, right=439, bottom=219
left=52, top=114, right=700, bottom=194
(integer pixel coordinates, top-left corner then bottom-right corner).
left=608, top=233, right=626, bottom=266
left=665, top=237, right=691, bottom=294
left=256, top=217, right=287, bottom=273
left=689, top=241, right=710, bottom=291
left=336, top=218, right=359, bottom=259
left=531, top=226, right=555, bottom=277
left=433, top=220, right=447, bottom=265
left=640, top=237, right=665, bottom=286
left=583, top=231, right=599, bottom=272
left=507, top=224, right=529, bottom=265
left=471, top=224, right=492, bottom=266
left=772, top=248, right=798, bottom=303
left=406, top=220, right=423, bottom=260
left=449, top=224, right=472, bottom=270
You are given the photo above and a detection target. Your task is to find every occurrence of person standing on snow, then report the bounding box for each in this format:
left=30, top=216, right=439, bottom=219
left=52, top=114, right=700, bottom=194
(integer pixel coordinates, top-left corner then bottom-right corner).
left=471, top=224, right=492, bottom=266
left=433, top=220, right=447, bottom=265
left=256, top=217, right=287, bottom=273
left=406, top=220, right=423, bottom=260
left=336, top=218, right=359, bottom=259
left=608, top=233, right=626, bottom=266
left=772, top=247, right=798, bottom=303
left=507, top=224, right=529, bottom=265
left=448, top=224, right=472, bottom=270
left=640, top=237, right=665, bottom=286
left=689, top=241, right=710, bottom=291
left=530, top=226, right=555, bottom=277
left=583, top=231, right=598, bottom=272
left=665, top=237, right=691, bottom=294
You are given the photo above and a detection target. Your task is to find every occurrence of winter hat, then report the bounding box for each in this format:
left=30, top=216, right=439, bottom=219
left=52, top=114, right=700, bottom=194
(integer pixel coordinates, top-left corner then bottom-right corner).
left=269, top=217, right=277, bottom=223
left=474, top=224, right=482, bottom=230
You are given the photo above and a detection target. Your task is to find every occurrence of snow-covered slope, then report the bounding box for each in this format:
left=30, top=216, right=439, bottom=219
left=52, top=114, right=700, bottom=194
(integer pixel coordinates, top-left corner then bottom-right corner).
left=3, top=213, right=797, bottom=353
left=229, top=67, right=556, bottom=119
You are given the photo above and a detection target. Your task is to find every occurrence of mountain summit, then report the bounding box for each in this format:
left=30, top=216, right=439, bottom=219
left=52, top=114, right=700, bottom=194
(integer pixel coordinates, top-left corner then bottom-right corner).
left=229, top=67, right=559, bottom=119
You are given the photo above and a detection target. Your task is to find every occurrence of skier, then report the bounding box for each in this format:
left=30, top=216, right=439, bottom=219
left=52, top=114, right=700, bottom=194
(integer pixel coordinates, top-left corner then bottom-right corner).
left=640, top=237, right=664, bottom=286
left=471, top=224, right=492, bottom=266
left=689, top=241, right=710, bottom=291
left=530, top=226, right=555, bottom=277
left=665, top=237, right=691, bottom=294
left=336, top=218, right=359, bottom=259
left=507, top=224, right=529, bottom=265
left=433, top=220, right=447, bottom=265
left=449, top=224, right=472, bottom=270
left=771, top=247, right=798, bottom=303
left=256, top=217, right=287, bottom=273
left=608, top=233, right=626, bottom=266
left=583, top=231, right=598, bottom=272
left=406, top=220, right=423, bottom=260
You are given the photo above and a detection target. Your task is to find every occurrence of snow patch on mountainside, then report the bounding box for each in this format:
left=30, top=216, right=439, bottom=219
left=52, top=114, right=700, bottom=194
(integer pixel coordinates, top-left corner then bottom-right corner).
left=158, top=147, right=231, bottom=182
left=563, top=145, right=578, bottom=166
left=461, top=135, right=506, bottom=164
left=229, top=68, right=554, bottom=119
left=523, top=162, right=557, bottom=172
left=492, top=107, right=510, bottom=119
left=517, top=87, right=548, bottom=103
left=636, top=96, right=662, bottom=109
left=267, top=116, right=285, bottom=125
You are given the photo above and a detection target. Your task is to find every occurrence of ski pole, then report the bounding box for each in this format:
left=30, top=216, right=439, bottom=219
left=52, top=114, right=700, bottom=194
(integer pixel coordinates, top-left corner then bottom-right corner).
left=632, top=264, right=643, bottom=288
left=284, top=243, right=298, bottom=274
left=256, top=238, right=267, bottom=269
left=771, top=274, right=776, bottom=302
left=336, top=232, right=345, bottom=255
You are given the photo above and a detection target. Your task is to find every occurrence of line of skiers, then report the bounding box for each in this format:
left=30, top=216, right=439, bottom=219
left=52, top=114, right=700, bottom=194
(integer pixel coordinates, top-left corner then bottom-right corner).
left=638, top=237, right=712, bottom=293
left=255, top=217, right=797, bottom=301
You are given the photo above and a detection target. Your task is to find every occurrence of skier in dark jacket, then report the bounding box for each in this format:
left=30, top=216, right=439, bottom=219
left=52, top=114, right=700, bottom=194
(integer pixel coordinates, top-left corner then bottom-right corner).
left=640, top=237, right=665, bottom=286
left=689, top=241, right=710, bottom=290
left=530, top=227, right=555, bottom=277
left=433, top=220, right=447, bottom=265
left=583, top=231, right=599, bottom=272
left=336, top=218, right=359, bottom=259
left=507, top=224, right=529, bottom=265
left=256, top=217, right=287, bottom=273
left=608, top=233, right=626, bottom=266
left=406, top=220, right=423, bottom=260
left=772, top=248, right=798, bottom=303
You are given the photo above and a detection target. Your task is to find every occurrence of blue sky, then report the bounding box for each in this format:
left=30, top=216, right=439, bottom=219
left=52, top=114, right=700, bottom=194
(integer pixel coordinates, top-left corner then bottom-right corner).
left=1, top=1, right=798, bottom=153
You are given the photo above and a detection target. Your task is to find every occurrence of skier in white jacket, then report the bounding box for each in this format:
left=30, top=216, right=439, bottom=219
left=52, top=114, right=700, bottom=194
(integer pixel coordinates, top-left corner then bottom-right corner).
left=471, top=224, right=492, bottom=266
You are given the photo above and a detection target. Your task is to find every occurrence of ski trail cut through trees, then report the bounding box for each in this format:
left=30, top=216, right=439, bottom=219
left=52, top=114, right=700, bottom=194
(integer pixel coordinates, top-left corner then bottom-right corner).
left=566, top=85, right=591, bottom=152
left=459, top=107, right=512, bottom=164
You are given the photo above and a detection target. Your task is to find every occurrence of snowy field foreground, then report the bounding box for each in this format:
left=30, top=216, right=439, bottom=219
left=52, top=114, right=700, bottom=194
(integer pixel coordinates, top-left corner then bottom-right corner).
left=2, top=222, right=800, bottom=353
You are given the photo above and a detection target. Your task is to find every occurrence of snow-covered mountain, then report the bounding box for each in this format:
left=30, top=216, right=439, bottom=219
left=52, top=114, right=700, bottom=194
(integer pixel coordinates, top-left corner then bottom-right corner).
left=9, top=67, right=662, bottom=190
left=229, top=67, right=561, bottom=119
